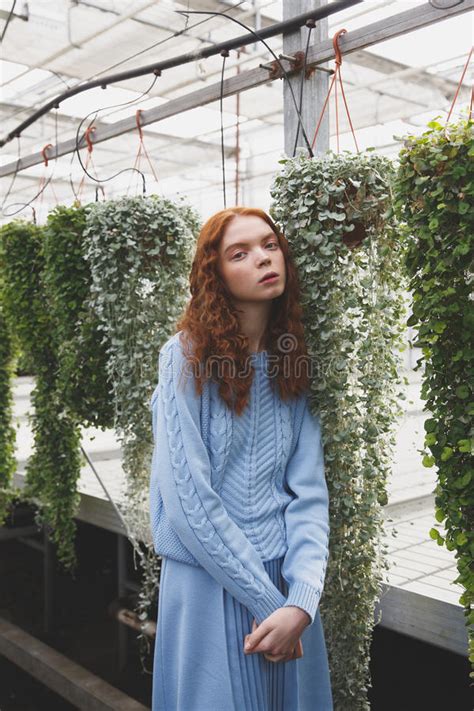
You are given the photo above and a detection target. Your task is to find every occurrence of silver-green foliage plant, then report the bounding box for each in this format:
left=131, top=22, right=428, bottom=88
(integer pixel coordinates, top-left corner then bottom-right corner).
left=270, top=149, right=407, bottom=711
left=82, top=194, right=201, bottom=662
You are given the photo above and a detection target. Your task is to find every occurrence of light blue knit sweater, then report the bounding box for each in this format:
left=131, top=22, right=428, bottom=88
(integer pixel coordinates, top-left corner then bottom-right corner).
left=149, top=331, right=330, bottom=627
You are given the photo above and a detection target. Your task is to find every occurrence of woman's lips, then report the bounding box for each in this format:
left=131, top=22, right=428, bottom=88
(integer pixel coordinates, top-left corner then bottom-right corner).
left=259, top=274, right=279, bottom=284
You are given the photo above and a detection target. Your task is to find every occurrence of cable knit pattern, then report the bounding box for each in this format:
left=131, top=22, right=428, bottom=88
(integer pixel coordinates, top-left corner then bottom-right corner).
left=149, top=331, right=331, bottom=626
left=162, top=348, right=262, bottom=593
left=208, top=382, right=232, bottom=492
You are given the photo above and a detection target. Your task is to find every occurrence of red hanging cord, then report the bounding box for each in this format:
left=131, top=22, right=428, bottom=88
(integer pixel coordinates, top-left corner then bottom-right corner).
left=126, top=109, right=159, bottom=195
left=77, top=125, right=99, bottom=201
left=37, top=143, right=59, bottom=216
left=42, top=143, right=53, bottom=168
left=311, top=29, right=359, bottom=154
left=445, top=45, right=473, bottom=133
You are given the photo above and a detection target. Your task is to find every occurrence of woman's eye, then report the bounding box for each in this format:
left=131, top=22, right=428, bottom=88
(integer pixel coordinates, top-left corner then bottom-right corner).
left=231, top=242, right=277, bottom=260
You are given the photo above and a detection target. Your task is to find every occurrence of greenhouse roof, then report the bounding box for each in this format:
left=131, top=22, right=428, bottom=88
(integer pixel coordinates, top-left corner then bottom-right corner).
left=0, top=0, right=472, bottom=222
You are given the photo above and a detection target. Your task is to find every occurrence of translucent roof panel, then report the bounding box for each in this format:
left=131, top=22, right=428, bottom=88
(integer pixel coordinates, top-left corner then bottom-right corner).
left=1, top=0, right=472, bottom=223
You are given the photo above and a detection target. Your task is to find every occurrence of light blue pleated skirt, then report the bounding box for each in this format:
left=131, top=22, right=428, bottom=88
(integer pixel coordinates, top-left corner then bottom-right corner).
left=152, top=555, right=333, bottom=711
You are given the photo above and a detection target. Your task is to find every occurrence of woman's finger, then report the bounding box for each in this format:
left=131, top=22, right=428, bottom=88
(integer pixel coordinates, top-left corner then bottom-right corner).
left=263, top=652, right=287, bottom=663
left=244, top=618, right=258, bottom=652
left=264, top=638, right=303, bottom=663
left=295, top=638, right=303, bottom=658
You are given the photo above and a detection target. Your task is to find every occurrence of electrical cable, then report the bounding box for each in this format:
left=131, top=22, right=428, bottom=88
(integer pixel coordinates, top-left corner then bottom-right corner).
left=0, top=0, right=17, bottom=43
left=176, top=9, right=315, bottom=158
left=1, top=135, right=21, bottom=210
left=292, top=20, right=314, bottom=157
left=2, top=110, right=60, bottom=218
left=71, top=73, right=160, bottom=200
left=1, top=75, right=157, bottom=217
left=220, top=49, right=229, bottom=208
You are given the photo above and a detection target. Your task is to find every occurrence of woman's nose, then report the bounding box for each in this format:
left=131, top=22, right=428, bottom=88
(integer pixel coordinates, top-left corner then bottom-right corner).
left=257, top=251, right=271, bottom=264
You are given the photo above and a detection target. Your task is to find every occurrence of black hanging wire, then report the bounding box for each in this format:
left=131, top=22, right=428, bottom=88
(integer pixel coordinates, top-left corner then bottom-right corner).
left=0, top=0, right=17, bottom=43
left=220, top=49, right=229, bottom=208
left=1, top=134, right=21, bottom=211
left=1, top=172, right=56, bottom=219
left=71, top=73, right=161, bottom=200
left=183, top=0, right=191, bottom=33
left=175, top=9, right=315, bottom=158
left=1, top=108, right=61, bottom=219
left=292, top=19, right=315, bottom=157
left=2, top=70, right=156, bottom=217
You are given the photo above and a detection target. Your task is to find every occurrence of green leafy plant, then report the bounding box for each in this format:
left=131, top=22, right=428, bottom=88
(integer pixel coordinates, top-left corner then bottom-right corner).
left=42, top=203, right=114, bottom=427
left=0, top=219, right=82, bottom=571
left=392, top=115, right=474, bottom=672
left=0, top=292, right=18, bottom=524
left=82, top=194, right=201, bottom=665
left=270, top=148, right=407, bottom=711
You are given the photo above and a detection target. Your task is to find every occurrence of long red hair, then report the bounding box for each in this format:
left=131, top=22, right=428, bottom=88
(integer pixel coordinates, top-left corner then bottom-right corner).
left=174, top=207, right=310, bottom=415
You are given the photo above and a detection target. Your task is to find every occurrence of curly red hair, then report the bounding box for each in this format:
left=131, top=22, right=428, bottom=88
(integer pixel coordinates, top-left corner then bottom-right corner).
left=174, top=206, right=310, bottom=415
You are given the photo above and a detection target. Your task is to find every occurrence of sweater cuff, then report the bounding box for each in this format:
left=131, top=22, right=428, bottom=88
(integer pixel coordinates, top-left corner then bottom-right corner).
left=253, top=586, right=287, bottom=625
left=283, top=582, right=321, bottom=626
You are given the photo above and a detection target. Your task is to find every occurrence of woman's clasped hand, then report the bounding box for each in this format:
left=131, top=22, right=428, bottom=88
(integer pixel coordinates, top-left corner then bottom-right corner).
left=243, top=606, right=309, bottom=663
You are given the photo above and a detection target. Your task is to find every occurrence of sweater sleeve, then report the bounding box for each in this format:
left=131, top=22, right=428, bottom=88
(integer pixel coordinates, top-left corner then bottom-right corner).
left=281, top=395, right=330, bottom=626
left=150, top=337, right=287, bottom=625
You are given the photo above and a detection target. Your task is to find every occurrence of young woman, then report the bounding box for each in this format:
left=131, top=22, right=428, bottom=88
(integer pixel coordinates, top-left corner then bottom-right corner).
left=149, top=207, right=333, bottom=710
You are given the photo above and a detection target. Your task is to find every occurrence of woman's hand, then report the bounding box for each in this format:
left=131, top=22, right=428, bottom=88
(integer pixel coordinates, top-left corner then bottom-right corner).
left=243, top=607, right=309, bottom=663
left=256, top=618, right=304, bottom=662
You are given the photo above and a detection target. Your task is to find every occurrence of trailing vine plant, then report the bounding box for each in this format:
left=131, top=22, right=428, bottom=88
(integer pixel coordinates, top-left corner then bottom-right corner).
left=42, top=203, right=115, bottom=428
left=0, top=203, right=116, bottom=568
left=270, top=149, right=407, bottom=711
left=392, top=115, right=474, bottom=672
left=0, top=288, right=18, bottom=524
left=0, top=219, right=82, bottom=571
left=82, top=194, right=201, bottom=666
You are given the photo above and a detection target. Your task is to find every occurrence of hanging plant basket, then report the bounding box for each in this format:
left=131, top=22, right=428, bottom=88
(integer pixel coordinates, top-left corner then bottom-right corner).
left=270, top=147, right=406, bottom=710
left=392, top=114, right=474, bottom=670
left=82, top=193, right=201, bottom=667
left=0, top=219, right=82, bottom=571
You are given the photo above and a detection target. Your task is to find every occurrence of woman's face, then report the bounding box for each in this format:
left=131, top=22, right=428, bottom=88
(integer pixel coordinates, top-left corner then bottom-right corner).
left=218, top=215, right=286, bottom=304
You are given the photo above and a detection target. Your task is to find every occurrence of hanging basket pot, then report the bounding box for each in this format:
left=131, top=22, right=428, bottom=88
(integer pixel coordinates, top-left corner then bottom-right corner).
left=271, top=149, right=394, bottom=259
left=340, top=181, right=367, bottom=249
left=341, top=221, right=366, bottom=249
